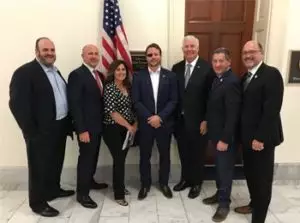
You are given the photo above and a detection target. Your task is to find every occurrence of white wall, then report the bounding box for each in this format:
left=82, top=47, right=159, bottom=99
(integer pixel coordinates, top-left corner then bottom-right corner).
left=0, top=0, right=299, bottom=167
left=265, top=0, right=300, bottom=163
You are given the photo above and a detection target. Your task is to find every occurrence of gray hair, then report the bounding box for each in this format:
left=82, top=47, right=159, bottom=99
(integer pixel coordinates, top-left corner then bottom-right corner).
left=182, top=35, right=199, bottom=48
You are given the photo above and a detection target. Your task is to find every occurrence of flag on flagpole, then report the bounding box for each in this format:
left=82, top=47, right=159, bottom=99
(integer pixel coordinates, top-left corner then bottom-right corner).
left=100, top=0, right=132, bottom=74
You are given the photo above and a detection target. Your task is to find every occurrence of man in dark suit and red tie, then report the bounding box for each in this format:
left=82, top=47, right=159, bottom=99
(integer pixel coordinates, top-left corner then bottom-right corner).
left=202, top=47, right=241, bottom=222
left=68, top=44, right=108, bottom=209
left=132, top=43, right=177, bottom=200
left=172, top=35, right=214, bottom=198
left=9, top=37, right=74, bottom=217
left=234, top=41, right=284, bottom=223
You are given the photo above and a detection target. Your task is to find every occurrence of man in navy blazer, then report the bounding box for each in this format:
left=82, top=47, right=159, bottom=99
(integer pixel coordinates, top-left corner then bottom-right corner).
left=202, top=48, right=241, bottom=222
left=132, top=43, right=177, bottom=200
left=9, top=37, right=74, bottom=217
left=68, top=44, right=108, bottom=209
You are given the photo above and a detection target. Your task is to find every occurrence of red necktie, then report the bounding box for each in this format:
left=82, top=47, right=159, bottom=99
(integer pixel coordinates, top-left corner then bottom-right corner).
left=93, top=70, right=103, bottom=95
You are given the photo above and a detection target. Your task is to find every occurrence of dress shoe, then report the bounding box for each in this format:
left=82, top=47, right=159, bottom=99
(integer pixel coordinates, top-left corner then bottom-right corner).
left=173, top=180, right=190, bottom=191
left=203, top=193, right=218, bottom=205
left=91, top=180, right=108, bottom=190
left=138, top=187, right=150, bottom=200
left=188, top=185, right=201, bottom=199
left=234, top=204, right=252, bottom=214
left=115, top=199, right=129, bottom=206
left=160, top=185, right=173, bottom=198
left=77, top=195, right=98, bottom=209
left=212, top=206, right=229, bottom=222
left=32, top=204, right=59, bottom=217
left=46, top=188, right=75, bottom=201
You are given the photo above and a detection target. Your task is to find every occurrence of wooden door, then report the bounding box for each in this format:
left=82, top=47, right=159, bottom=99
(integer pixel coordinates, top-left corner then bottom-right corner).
left=185, top=0, right=256, bottom=75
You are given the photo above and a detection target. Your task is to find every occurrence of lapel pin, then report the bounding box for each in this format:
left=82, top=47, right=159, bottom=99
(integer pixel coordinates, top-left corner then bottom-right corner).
left=254, top=75, right=258, bottom=79
left=197, top=65, right=200, bottom=68
left=220, top=78, right=223, bottom=82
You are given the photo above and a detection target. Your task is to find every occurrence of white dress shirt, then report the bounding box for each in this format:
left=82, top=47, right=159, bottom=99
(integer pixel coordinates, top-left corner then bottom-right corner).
left=149, top=66, right=161, bottom=114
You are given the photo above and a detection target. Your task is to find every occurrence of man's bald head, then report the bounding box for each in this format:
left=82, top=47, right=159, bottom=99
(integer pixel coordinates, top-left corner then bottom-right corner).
left=81, top=44, right=100, bottom=68
left=242, top=40, right=264, bottom=70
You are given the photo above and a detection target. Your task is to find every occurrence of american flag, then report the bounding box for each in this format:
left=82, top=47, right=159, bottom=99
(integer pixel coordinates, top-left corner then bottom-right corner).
left=100, top=0, right=132, bottom=74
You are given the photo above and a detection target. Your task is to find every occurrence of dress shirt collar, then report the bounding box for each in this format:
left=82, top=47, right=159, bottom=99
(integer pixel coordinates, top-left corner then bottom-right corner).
left=148, top=66, right=161, bottom=75
left=185, top=56, right=199, bottom=67
left=248, top=60, right=263, bottom=76
left=36, top=58, right=58, bottom=73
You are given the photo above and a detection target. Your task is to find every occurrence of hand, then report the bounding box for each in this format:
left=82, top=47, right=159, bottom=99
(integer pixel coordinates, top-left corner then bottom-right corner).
left=79, top=131, right=90, bottom=143
left=200, top=121, right=207, bottom=135
left=127, top=124, right=137, bottom=135
left=216, top=140, right=228, bottom=151
left=147, top=115, right=162, bottom=129
left=252, top=139, right=264, bottom=151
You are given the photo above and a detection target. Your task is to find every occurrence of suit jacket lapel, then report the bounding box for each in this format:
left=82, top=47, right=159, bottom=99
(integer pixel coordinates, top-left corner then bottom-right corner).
left=245, top=63, right=265, bottom=92
left=33, top=59, right=55, bottom=97
left=186, top=58, right=201, bottom=89
left=157, top=68, right=167, bottom=100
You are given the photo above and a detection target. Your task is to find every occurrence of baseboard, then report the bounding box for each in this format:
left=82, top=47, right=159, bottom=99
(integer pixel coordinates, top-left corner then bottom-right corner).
left=1, top=163, right=300, bottom=186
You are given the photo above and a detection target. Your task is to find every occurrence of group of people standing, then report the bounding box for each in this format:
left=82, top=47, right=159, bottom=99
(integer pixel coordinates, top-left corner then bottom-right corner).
left=9, top=35, right=284, bottom=223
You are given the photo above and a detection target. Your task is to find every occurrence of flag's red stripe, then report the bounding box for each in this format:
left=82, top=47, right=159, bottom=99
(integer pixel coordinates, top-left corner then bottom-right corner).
left=102, top=38, right=115, bottom=60
left=102, top=56, right=110, bottom=71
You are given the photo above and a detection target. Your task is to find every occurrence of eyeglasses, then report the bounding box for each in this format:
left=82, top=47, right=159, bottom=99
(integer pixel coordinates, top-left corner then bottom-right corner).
left=242, top=50, right=261, bottom=55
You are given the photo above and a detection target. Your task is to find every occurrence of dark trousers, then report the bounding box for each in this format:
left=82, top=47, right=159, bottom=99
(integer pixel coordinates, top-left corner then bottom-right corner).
left=243, top=144, right=275, bottom=223
left=139, top=126, right=171, bottom=187
left=174, top=116, right=208, bottom=186
left=213, top=142, right=236, bottom=208
left=76, top=132, right=101, bottom=195
left=24, top=118, right=68, bottom=210
left=103, top=124, right=129, bottom=200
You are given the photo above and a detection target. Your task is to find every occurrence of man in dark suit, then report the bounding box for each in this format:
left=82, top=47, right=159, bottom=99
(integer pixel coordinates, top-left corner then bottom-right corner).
left=234, top=41, right=284, bottom=223
left=202, top=48, right=241, bottom=222
left=68, top=44, right=108, bottom=208
left=132, top=43, right=177, bottom=200
left=172, top=35, right=214, bottom=198
left=9, top=37, right=74, bottom=217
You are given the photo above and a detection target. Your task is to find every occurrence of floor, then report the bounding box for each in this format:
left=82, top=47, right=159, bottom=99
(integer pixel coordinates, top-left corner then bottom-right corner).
left=1, top=169, right=300, bottom=223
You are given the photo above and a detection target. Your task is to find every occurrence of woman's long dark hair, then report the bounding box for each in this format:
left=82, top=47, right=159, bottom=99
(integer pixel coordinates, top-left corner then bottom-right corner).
left=105, top=60, right=131, bottom=91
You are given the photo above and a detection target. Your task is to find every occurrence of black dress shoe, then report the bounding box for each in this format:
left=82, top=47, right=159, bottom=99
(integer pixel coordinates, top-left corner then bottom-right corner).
left=46, top=188, right=75, bottom=201
left=203, top=193, right=218, bottom=205
left=58, top=188, right=75, bottom=197
left=138, top=187, right=150, bottom=200
left=173, top=180, right=190, bottom=191
left=212, top=206, right=229, bottom=222
left=188, top=185, right=201, bottom=199
left=32, top=204, right=59, bottom=217
left=77, top=195, right=98, bottom=208
left=160, top=185, right=173, bottom=198
left=91, top=180, right=108, bottom=190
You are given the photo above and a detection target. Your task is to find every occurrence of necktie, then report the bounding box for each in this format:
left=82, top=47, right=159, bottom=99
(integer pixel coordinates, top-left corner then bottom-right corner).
left=243, top=72, right=252, bottom=91
left=185, top=63, right=192, bottom=88
left=93, top=70, right=103, bottom=95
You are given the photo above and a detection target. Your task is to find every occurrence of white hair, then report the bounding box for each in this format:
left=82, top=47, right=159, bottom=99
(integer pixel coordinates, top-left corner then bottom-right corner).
left=182, top=35, right=199, bottom=48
